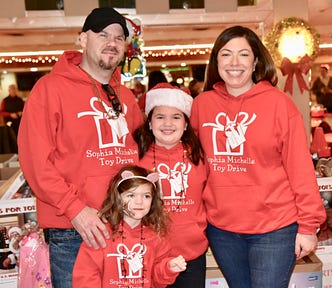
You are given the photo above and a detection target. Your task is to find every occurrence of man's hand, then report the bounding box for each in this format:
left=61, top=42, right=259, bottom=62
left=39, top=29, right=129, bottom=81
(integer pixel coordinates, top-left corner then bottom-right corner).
left=168, top=255, right=187, bottom=272
left=71, top=206, right=110, bottom=249
left=295, top=233, right=317, bottom=260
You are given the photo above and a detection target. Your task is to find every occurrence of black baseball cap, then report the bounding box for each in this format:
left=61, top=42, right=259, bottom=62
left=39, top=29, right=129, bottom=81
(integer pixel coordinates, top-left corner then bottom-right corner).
left=82, top=7, right=129, bottom=38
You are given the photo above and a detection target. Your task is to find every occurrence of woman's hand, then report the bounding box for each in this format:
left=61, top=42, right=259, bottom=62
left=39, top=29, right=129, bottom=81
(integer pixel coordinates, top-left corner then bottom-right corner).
left=295, top=233, right=317, bottom=259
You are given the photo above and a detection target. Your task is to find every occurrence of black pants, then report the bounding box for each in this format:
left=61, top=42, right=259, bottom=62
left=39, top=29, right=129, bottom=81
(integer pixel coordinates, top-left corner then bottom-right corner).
left=167, top=252, right=206, bottom=288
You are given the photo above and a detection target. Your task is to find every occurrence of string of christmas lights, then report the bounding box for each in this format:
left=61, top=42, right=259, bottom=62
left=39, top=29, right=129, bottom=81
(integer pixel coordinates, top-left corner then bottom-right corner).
left=0, top=46, right=211, bottom=68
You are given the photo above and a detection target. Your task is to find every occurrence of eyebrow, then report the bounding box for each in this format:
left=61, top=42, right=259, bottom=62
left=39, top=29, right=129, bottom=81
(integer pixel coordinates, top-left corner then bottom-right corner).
left=99, top=30, right=125, bottom=37
left=220, top=48, right=251, bottom=53
left=154, top=112, right=184, bottom=117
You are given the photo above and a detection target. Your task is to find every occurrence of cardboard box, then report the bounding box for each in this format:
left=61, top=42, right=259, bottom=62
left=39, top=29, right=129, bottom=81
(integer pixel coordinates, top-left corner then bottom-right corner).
left=316, top=177, right=332, bottom=246
left=289, top=254, right=322, bottom=288
left=0, top=197, right=37, bottom=288
left=7, top=162, right=20, bottom=168
left=205, top=270, right=228, bottom=288
left=0, top=168, right=21, bottom=197
left=0, top=168, right=20, bottom=181
left=0, top=168, right=25, bottom=200
left=0, top=272, right=19, bottom=288
left=0, top=168, right=36, bottom=288
left=206, top=250, right=322, bottom=288
left=315, top=246, right=332, bottom=288
left=0, top=155, right=18, bottom=169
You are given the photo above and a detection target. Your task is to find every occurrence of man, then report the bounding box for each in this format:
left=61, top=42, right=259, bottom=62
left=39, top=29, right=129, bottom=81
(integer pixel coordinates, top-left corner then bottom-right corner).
left=311, top=64, right=332, bottom=112
left=18, top=7, right=143, bottom=288
left=0, top=84, right=24, bottom=136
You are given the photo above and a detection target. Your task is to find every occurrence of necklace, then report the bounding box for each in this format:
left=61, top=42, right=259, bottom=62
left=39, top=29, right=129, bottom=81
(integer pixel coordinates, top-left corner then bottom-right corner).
left=152, top=142, right=187, bottom=208
left=79, top=66, right=122, bottom=119
left=119, top=221, right=145, bottom=288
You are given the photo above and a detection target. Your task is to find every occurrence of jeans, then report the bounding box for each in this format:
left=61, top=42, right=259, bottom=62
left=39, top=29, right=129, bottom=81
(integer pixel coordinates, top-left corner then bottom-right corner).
left=207, top=222, right=297, bottom=288
left=44, top=228, right=82, bottom=288
left=167, top=253, right=206, bottom=288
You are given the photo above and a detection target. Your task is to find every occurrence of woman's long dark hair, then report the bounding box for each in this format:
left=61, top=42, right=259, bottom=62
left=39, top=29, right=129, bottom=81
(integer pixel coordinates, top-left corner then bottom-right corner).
left=204, top=25, right=278, bottom=91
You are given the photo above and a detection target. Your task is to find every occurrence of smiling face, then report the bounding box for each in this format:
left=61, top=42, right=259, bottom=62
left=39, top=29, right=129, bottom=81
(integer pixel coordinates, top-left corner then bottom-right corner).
left=217, top=37, right=257, bottom=96
left=150, top=105, right=187, bottom=149
left=80, top=23, right=126, bottom=74
left=121, top=183, right=153, bottom=228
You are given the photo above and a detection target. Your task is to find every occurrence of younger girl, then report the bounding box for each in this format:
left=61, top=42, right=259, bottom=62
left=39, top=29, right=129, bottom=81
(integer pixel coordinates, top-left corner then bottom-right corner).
left=72, top=165, right=186, bottom=288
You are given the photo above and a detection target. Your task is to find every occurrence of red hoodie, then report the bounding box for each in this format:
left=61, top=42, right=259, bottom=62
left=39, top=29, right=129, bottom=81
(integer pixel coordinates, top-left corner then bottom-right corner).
left=18, top=51, right=143, bottom=228
left=73, top=222, right=179, bottom=288
left=190, top=81, right=326, bottom=235
left=138, top=142, right=208, bottom=261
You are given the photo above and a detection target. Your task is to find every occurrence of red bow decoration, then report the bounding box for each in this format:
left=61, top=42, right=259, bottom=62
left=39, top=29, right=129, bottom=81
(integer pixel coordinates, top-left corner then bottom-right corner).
left=280, top=54, right=311, bottom=95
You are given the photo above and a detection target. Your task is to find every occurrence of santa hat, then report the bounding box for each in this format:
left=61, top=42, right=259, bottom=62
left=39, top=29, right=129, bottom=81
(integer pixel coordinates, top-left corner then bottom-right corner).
left=8, top=227, right=22, bottom=236
left=145, top=83, right=193, bottom=117
left=320, top=64, right=330, bottom=70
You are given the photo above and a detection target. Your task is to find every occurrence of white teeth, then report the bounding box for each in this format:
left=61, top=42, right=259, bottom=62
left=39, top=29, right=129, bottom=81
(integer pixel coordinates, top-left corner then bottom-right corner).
left=228, top=70, right=242, bottom=76
left=162, top=131, right=174, bottom=135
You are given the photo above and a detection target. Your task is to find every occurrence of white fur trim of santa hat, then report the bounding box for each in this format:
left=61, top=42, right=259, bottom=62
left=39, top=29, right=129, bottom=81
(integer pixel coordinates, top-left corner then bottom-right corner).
left=145, top=84, right=193, bottom=117
left=320, top=64, right=330, bottom=70
left=8, top=227, right=22, bottom=236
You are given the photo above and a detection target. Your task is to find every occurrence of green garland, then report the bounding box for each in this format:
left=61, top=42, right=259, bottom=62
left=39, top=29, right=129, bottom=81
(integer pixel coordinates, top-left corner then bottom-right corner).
left=264, top=17, right=320, bottom=67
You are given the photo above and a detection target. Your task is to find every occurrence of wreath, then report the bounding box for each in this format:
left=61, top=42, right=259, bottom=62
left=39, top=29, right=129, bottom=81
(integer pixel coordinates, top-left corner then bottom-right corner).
left=264, top=17, right=320, bottom=67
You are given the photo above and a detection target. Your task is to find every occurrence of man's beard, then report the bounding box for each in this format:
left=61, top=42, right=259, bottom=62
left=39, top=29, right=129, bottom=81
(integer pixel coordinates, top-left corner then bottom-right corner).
left=99, top=59, right=115, bottom=70
left=98, top=48, right=121, bottom=70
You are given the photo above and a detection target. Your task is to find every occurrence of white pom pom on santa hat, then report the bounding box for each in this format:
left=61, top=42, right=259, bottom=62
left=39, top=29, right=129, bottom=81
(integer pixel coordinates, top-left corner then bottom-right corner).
left=145, top=83, right=193, bottom=117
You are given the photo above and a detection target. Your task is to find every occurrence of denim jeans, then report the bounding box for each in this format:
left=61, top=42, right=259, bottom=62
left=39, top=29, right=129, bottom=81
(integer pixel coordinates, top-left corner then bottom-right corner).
left=167, top=253, right=206, bottom=288
left=207, top=222, right=297, bottom=288
left=44, top=228, right=82, bottom=288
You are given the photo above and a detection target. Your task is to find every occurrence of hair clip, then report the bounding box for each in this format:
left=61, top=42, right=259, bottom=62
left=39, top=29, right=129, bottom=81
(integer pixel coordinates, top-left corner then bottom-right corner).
left=117, top=170, right=159, bottom=188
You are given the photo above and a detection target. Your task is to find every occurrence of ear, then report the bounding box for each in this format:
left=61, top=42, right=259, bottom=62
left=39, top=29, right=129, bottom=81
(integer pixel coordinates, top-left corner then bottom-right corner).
left=254, top=58, right=258, bottom=66
left=253, top=58, right=258, bottom=72
left=79, top=32, right=88, bottom=50
left=147, top=172, right=159, bottom=183
left=121, top=171, right=134, bottom=180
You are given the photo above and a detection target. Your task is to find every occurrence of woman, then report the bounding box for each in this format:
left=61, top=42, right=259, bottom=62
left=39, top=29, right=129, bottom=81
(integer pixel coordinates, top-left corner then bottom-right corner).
left=134, top=83, right=208, bottom=288
left=190, top=25, right=326, bottom=288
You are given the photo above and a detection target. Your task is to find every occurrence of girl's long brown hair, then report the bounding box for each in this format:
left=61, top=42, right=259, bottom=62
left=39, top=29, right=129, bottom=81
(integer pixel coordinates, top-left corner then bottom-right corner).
left=134, top=110, right=204, bottom=165
left=99, top=165, right=169, bottom=236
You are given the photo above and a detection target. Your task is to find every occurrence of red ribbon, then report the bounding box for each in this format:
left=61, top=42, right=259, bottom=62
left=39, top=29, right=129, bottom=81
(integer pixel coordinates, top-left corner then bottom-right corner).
left=280, top=55, right=311, bottom=95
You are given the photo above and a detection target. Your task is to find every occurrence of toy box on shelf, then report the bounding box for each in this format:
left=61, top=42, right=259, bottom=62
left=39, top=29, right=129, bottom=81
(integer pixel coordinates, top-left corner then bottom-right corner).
left=0, top=168, right=25, bottom=201
left=206, top=248, right=322, bottom=288
left=0, top=163, right=37, bottom=288
left=316, top=176, right=332, bottom=288
left=315, top=246, right=332, bottom=288
left=316, top=176, right=332, bottom=247
left=0, top=154, right=18, bottom=169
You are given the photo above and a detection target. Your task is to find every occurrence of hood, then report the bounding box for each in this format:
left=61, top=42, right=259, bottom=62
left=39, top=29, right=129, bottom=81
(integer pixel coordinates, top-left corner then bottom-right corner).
left=213, top=80, right=276, bottom=102
left=154, top=142, right=183, bottom=153
left=50, top=50, right=122, bottom=85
